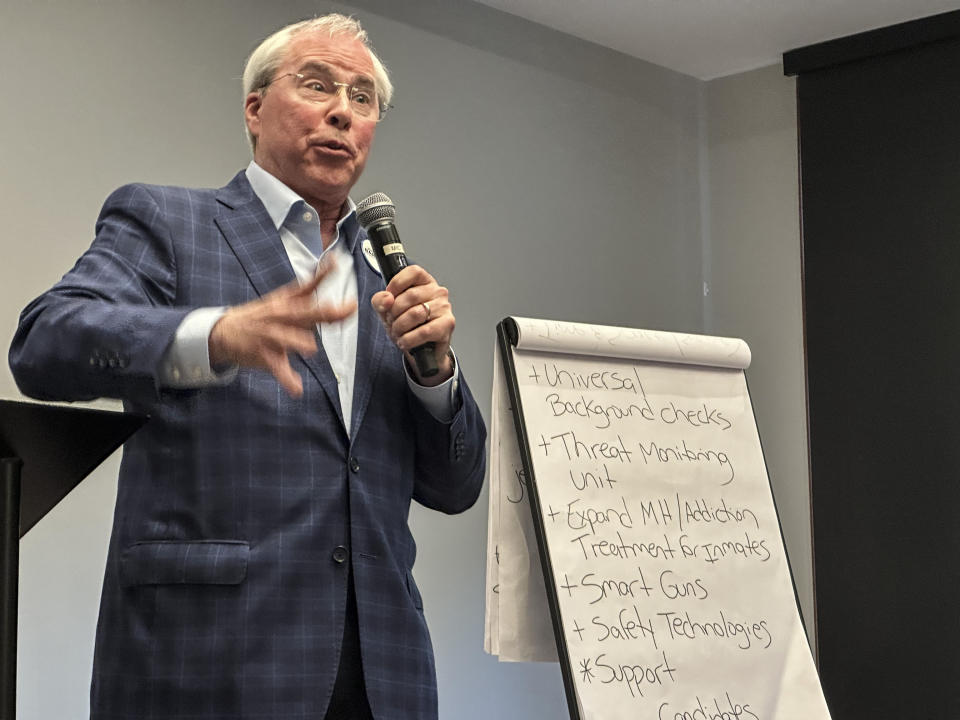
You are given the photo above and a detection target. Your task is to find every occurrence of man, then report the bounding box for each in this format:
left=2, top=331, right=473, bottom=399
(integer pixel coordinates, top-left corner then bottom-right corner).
left=9, top=14, right=485, bottom=720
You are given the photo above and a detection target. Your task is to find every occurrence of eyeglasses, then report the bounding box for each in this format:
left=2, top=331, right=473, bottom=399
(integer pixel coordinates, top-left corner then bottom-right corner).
left=265, top=70, right=391, bottom=121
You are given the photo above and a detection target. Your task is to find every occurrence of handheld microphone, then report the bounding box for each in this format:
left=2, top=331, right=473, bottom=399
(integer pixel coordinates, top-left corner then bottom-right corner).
left=356, top=192, right=439, bottom=378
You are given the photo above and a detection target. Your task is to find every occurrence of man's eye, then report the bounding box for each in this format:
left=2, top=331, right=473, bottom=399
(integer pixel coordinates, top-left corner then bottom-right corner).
left=352, top=91, right=373, bottom=105
left=305, top=79, right=329, bottom=93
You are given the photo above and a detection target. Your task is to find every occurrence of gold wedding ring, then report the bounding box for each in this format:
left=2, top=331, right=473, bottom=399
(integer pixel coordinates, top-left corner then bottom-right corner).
left=422, top=301, right=431, bottom=321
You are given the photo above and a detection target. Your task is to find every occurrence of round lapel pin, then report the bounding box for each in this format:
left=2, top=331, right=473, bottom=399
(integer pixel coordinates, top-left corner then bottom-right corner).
left=361, top=238, right=382, bottom=275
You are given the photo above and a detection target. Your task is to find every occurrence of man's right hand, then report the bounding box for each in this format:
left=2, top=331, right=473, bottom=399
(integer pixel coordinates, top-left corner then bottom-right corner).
left=208, top=263, right=356, bottom=397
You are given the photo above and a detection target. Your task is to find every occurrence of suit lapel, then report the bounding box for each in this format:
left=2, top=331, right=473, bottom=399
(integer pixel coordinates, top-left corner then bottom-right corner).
left=350, top=232, right=391, bottom=439
left=214, top=173, right=345, bottom=431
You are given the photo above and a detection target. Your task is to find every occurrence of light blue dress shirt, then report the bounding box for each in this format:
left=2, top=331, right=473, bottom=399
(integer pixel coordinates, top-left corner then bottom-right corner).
left=158, top=161, right=458, bottom=431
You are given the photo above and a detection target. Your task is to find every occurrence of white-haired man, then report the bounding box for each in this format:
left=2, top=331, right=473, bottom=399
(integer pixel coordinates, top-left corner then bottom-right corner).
left=10, top=14, right=486, bottom=720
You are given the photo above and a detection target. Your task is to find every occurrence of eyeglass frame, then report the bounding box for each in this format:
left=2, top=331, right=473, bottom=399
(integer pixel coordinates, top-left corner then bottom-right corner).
left=260, top=70, right=392, bottom=122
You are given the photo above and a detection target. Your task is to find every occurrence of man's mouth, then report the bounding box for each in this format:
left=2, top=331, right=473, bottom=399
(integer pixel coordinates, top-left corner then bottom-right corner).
left=313, top=139, right=354, bottom=157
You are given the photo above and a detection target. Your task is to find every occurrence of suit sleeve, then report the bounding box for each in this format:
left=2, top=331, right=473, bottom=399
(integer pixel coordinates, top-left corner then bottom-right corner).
left=408, top=371, right=487, bottom=515
left=9, top=184, right=192, bottom=403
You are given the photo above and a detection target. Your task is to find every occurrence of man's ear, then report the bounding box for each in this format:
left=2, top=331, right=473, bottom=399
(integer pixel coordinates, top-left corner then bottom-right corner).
left=244, top=92, right=262, bottom=143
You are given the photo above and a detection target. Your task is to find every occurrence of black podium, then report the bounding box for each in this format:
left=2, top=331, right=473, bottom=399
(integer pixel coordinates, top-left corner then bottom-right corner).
left=0, top=399, right=145, bottom=720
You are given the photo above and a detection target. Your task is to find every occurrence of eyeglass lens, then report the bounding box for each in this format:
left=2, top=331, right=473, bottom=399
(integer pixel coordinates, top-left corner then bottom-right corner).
left=294, top=66, right=379, bottom=118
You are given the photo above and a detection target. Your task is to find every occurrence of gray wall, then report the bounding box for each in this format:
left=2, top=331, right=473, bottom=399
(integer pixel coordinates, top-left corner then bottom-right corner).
left=702, top=65, right=810, bottom=636
left=0, top=1, right=806, bottom=717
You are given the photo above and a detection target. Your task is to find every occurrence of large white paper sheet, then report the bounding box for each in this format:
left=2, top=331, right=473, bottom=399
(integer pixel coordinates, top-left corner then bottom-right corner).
left=484, top=342, right=557, bottom=661
left=485, top=318, right=831, bottom=720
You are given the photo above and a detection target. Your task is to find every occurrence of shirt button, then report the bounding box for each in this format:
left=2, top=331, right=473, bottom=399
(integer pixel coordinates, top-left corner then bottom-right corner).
left=349, top=457, right=360, bottom=473
left=302, top=212, right=313, bottom=222
left=332, top=546, right=348, bottom=564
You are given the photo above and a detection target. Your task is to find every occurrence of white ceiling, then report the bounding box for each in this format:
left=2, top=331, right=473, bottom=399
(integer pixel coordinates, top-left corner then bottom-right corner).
left=471, top=0, right=960, bottom=79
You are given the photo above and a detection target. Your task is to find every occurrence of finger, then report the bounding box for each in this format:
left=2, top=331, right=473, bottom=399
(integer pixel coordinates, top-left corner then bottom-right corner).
left=301, top=299, right=357, bottom=326
left=266, top=352, right=304, bottom=398
left=270, top=299, right=357, bottom=329
left=396, top=315, right=455, bottom=354
left=385, top=264, right=433, bottom=298
left=371, top=290, right=394, bottom=315
left=314, top=254, right=338, bottom=282
left=390, top=293, right=450, bottom=339
left=371, top=291, right=395, bottom=328
left=294, top=268, right=327, bottom=297
left=268, top=272, right=322, bottom=302
left=259, top=325, right=319, bottom=357
left=286, top=256, right=338, bottom=300
left=390, top=283, right=448, bottom=322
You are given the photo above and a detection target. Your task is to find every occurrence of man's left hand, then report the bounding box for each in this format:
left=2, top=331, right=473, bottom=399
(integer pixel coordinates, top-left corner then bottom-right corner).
left=371, top=265, right=454, bottom=386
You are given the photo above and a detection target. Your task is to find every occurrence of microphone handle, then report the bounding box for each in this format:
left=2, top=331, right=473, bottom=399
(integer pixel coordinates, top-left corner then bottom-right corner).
left=367, top=222, right=439, bottom=378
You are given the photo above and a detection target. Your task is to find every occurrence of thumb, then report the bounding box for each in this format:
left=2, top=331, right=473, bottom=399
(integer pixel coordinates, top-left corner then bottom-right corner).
left=371, top=290, right=395, bottom=317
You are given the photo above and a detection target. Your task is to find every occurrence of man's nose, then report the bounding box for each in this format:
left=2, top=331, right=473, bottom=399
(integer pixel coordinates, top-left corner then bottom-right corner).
left=325, top=88, right=353, bottom=129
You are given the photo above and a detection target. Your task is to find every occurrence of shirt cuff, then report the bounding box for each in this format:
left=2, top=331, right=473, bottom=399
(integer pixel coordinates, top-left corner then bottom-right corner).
left=158, top=307, right=238, bottom=388
left=405, top=348, right=461, bottom=423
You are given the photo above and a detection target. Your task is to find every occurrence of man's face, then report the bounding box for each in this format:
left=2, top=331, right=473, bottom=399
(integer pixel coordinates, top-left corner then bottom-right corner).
left=245, top=31, right=378, bottom=210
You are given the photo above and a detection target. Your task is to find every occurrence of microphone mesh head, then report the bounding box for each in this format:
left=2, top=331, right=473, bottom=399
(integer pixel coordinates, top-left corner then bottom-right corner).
left=357, top=192, right=395, bottom=229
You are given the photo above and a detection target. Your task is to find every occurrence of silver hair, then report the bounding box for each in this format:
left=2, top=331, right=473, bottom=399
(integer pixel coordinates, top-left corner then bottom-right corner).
left=242, top=14, right=393, bottom=150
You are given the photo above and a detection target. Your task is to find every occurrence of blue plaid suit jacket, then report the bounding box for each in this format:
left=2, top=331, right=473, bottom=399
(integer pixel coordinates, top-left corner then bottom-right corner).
left=9, top=172, right=487, bottom=720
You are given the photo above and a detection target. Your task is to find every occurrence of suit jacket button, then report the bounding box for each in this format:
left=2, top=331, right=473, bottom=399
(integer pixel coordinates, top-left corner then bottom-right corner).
left=349, top=457, right=360, bottom=473
left=332, top=546, right=348, bottom=564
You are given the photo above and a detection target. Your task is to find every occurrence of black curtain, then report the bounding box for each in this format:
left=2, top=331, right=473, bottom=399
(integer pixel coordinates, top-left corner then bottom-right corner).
left=785, top=11, right=960, bottom=719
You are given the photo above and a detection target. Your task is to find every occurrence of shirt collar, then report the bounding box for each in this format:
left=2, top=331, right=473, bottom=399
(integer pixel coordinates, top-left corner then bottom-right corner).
left=245, top=161, right=361, bottom=253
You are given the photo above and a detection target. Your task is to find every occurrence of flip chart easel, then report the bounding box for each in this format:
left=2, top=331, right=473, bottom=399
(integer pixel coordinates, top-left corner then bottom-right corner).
left=485, top=317, right=831, bottom=720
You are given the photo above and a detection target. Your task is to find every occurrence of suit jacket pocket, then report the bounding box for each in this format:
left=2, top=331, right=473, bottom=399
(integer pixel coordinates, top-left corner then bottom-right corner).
left=120, top=540, right=249, bottom=587
left=405, top=569, right=424, bottom=610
